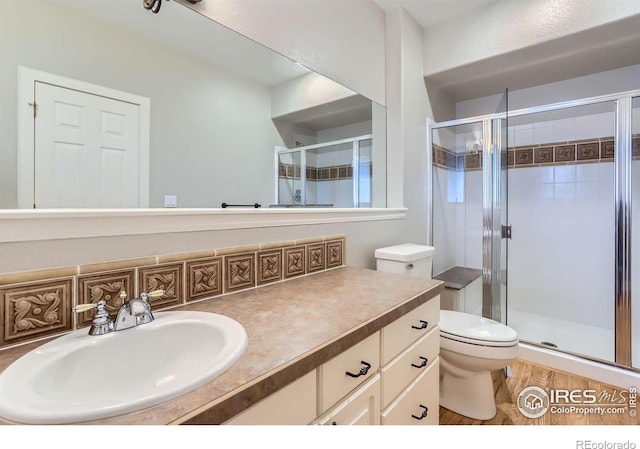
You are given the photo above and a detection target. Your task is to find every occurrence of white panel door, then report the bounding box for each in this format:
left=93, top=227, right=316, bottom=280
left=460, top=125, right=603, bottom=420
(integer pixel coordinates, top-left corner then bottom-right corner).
left=34, top=82, right=141, bottom=208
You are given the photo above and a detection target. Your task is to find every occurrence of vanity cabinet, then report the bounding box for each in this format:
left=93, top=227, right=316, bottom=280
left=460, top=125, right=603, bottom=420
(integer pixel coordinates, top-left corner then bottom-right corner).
left=224, top=295, right=440, bottom=426
left=225, top=369, right=317, bottom=425
left=381, top=360, right=439, bottom=425
left=318, top=332, right=379, bottom=413
left=313, top=374, right=380, bottom=425
left=380, top=295, right=440, bottom=425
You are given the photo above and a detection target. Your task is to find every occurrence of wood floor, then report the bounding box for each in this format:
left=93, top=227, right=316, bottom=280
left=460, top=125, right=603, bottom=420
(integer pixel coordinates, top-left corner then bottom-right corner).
left=439, top=359, right=639, bottom=425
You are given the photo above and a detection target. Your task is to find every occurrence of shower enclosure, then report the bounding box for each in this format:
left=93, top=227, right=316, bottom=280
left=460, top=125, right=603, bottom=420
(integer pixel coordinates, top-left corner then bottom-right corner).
left=275, top=134, right=375, bottom=208
left=430, top=89, right=640, bottom=371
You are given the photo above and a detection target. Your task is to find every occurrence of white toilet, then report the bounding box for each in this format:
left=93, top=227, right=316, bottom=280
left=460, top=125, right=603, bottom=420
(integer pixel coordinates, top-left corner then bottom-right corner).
left=374, top=243, right=519, bottom=421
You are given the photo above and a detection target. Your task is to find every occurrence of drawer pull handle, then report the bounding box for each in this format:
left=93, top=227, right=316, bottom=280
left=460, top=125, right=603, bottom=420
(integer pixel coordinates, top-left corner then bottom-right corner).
left=411, top=320, right=428, bottom=330
left=346, top=360, right=371, bottom=378
left=411, top=356, right=428, bottom=368
left=412, top=405, right=429, bottom=420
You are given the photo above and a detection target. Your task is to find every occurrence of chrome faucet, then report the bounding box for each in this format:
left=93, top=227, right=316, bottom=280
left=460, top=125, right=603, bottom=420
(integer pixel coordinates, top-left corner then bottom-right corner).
left=73, top=290, right=164, bottom=335
left=73, top=300, right=115, bottom=336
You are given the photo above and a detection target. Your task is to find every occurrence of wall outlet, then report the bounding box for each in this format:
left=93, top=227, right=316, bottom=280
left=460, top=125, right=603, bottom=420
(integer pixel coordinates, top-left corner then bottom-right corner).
left=164, top=195, right=178, bottom=208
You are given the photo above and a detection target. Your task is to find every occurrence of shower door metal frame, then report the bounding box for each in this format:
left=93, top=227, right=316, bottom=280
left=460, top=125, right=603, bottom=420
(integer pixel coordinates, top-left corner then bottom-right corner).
left=429, top=87, right=640, bottom=369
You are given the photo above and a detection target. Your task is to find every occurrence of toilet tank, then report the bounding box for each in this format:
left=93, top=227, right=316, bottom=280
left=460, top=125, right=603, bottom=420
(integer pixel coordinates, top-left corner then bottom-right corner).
left=374, top=244, right=436, bottom=279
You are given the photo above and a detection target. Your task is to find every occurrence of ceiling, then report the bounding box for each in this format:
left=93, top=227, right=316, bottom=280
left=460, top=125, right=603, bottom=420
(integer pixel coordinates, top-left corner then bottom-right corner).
left=373, top=0, right=496, bottom=30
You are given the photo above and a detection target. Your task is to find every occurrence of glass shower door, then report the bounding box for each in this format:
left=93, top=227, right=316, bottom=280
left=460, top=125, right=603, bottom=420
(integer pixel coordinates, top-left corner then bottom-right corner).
left=431, top=121, right=485, bottom=316
left=277, top=151, right=303, bottom=206
left=505, top=101, right=617, bottom=363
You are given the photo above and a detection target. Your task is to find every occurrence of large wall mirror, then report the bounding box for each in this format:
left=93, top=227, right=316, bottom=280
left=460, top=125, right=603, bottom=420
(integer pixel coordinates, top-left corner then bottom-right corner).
left=0, top=0, right=387, bottom=210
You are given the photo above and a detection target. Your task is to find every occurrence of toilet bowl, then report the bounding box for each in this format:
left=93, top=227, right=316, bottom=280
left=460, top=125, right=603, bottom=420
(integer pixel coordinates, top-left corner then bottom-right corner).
left=439, top=310, right=519, bottom=420
left=374, top=243, right=519, bottom=421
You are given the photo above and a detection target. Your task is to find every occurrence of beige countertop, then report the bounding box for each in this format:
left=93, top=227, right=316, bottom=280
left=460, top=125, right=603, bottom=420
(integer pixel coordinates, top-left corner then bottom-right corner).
left=0, top=266, right=443, bottom=425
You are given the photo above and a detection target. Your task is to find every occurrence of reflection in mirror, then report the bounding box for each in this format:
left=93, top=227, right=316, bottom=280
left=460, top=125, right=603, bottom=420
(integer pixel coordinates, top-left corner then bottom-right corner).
left=0, top=0, right=386, bottom=209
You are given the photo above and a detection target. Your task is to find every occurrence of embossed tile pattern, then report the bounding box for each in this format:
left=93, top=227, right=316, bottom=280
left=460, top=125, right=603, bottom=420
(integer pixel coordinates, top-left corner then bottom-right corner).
left=186, top=258, right=222, bottom=302
left=534, top=147, right=553, bottom=163
left=0, top=279, right=73, bottom=347
left=307, top=244, right=326, bottom=273
left=326, top=240, right=345, bottom=268
left=284, top=246, right=306, bottom=278
left=225, top=254, right=256, bottom=292
left=257, top=250, right=282, bottom=286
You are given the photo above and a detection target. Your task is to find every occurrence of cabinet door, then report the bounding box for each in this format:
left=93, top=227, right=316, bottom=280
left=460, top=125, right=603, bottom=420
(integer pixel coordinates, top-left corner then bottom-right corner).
left=319, top=332, right=380, bottom=412
left=225, top=369, right=317, bottom=425
left=315, top=374, right=380, bottom=425
left=380, top=326, right=439, bottom=408
left=381, top=296, right=440, bottom=365
left=381, top=358, right=439, bottom=425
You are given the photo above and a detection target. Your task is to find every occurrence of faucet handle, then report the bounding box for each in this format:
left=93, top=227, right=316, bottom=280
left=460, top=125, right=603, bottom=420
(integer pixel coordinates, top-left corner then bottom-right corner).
left=73, top=303, right=99, bottom=313
left=139, top=289, right=165, bottom=302
left=147, top=289, right=165, bottom=298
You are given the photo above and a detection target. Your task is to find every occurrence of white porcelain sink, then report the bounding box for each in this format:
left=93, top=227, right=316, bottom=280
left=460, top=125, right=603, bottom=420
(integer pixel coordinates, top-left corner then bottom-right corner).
left=0, top=311, right=247, bottom=424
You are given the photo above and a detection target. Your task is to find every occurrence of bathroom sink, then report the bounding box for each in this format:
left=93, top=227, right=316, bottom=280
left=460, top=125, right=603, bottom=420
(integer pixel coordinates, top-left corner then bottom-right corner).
left=0, top=311, right=248, bottom=424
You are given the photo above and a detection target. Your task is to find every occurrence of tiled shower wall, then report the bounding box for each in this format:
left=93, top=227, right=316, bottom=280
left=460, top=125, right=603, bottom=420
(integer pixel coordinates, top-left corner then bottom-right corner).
left=0, top=235, right=345, bottom=351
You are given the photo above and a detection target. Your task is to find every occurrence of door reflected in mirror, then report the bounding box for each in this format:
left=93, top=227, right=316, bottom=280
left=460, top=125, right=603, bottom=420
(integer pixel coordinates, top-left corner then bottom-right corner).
left=1, top=0, right=386, bottom=209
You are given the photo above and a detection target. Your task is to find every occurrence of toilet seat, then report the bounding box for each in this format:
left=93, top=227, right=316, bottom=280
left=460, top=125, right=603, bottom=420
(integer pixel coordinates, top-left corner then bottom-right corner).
left=440, top=310, right=518, bottom=347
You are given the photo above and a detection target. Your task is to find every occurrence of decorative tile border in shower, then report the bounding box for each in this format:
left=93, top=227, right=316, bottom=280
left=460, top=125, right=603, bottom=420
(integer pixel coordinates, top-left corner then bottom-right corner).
left=433, top=135, right=640, bottom=171
left=279, top=162, right=373, bottom=181
left=432, top=144, right=481, bottom=171
left=0, top=235, right=346, bottom=351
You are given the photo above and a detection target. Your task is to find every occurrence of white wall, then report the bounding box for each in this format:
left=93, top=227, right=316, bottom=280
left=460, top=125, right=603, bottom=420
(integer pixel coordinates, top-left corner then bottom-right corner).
left=271, top=72, right=358, bottom=119
left=0, top=1, right=284, bottom=209
left=423, top=0, right=640, bottom=77
left=385, top=8, right=431, bottom=246
left=180, top=0, right=386, bottom=106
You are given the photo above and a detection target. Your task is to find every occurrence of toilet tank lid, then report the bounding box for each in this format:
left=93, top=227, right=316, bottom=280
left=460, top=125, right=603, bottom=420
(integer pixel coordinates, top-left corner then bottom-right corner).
left=374, top=243, right=435, bottom=262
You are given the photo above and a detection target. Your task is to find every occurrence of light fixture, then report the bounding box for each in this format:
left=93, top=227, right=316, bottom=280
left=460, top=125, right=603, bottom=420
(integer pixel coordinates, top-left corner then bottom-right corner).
left=143, top=0, right=162, bottom=14
left=143, top=0, right=202, bottom=14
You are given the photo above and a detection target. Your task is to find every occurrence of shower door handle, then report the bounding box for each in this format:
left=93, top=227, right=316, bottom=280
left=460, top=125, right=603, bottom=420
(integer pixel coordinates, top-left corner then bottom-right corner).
left=501, top=225, right=512, bottom=239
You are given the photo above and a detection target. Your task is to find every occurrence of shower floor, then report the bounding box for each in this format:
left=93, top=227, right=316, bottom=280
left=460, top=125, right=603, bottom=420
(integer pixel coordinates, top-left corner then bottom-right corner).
left=507, top=309, right=616, bottom=363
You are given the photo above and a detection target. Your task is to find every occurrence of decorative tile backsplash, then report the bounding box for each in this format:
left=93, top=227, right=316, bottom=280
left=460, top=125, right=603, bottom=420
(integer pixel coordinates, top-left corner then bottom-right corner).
left=0, top=236, right=345, bottom=351
left=433, top=135, right=640, bottom=171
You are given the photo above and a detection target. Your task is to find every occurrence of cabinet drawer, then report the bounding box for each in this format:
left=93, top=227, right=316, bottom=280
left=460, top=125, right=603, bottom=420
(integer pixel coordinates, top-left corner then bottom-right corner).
left=320, top=332, right=380, bottom=413
left=380, top=325, right=439, bottom=408
left=225, top=369, right=317, bottom=425
left=381, top=295, right=440, bottom=365
left=314, top=374, right=380, bottom=425
left=381, top=357, right=440, bottom=425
